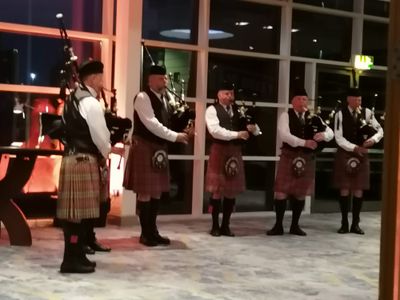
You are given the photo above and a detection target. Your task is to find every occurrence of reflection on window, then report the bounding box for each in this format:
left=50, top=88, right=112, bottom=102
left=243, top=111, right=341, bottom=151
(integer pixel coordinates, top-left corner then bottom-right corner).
left=208, top=53, right=279, bottom=101
left=203, top=161, right=275, bottom=212
left=210, top=0, right=281, bottom=54
left=142, top=0, right=199, bottom=44
left=291, top=10, right=352, bottom=61
left=294, top=0, right=353, bottom=11
left=159, top=160, right=193, bottom=215
left=316, top=67, right=350, bottom=109
left=364, top=0, right=390, bottom=17
left=0, top=32, right=101, bottom=86
left=0, top=0, right=102, bottom=33
left=363, top=21, right=388, bottom=66
left=0, top=91, right=61, bottom=148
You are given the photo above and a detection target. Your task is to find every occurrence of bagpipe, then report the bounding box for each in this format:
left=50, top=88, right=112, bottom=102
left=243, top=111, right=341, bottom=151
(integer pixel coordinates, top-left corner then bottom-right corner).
left=355, top=105, right=378, bottom=145
left=303, top=107, right=327, bottom=152
left=142, top=41, right=195, bottom=133
left=39, top=13, right=131, bottom=146
left=235, top=88, right=261, bottom=134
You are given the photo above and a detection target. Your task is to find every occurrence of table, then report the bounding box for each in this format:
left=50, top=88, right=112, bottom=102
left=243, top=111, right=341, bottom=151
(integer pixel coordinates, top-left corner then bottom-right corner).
left=0, top=147, right=63, bottom=246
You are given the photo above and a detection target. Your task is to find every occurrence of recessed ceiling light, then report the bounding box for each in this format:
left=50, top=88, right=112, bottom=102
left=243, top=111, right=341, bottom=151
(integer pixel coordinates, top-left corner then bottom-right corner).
left=160, top=29, right=233, bottom=40
left=235, top=21, right=249, bottom=26
left=291, top=28, right=300, bottom=33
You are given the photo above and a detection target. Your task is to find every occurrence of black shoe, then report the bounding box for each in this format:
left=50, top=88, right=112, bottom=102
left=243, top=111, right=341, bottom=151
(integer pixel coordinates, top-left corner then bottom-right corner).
left=337, top=223, right=349, bottom=234
left=139, top=235, right=158, bottom=247
left=289, top=225, right=307, bottom=236
left=209, top=227, right=220, bottom=237
left=60, top=260, right=95, bottom=274
left=83, top=245, right=96, bottom=255
left=153, top=231, right=170, bottom=245
left=350, top=224, right=365, bottom=235
left=220, top=226, right=235, bottom=237
left=80, top=254, right=96, bottom=268
left=89, top=241, right=111, bottom=252
left=266, top=224, right=284, bottom=236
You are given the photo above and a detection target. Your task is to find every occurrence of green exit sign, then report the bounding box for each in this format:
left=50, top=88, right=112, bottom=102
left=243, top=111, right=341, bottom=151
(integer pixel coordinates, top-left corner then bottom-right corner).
left=354, top=55, right=374, bottom=70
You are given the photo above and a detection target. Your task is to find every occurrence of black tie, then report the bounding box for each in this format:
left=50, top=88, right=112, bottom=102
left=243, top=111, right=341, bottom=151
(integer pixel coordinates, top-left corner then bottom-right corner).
left=299, top=113, right=305, bottom=125
left=352, top=110, right=358, bottom=122
left=226, top=105, right=232, bottom=117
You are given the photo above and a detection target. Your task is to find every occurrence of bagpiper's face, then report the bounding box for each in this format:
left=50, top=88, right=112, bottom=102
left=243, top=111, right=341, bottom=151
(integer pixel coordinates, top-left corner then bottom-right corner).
left=85, top=73, right=104, bottom=95
left=292, top=95, right=308, bottom=113
left=217, top=89, right=235, bottom=106
left=347, top=96, right=362, bottom=110
left=149, top=74, right=168, bottom=93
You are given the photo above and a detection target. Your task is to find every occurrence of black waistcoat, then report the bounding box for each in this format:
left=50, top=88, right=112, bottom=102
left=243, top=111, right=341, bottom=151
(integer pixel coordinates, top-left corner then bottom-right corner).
left=282, top=109, right=309, bottom=150
left=211, top=103, right=241, bottom=144
left=133, top=87, right=170, bottom=145
left=341, top=107, right=366, bottom=146
left=63, top=86, right=100, bottom=155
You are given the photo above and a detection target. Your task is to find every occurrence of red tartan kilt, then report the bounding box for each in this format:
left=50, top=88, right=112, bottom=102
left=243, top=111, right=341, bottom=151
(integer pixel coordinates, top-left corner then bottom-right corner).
left=123, top=136, right=170, bottom=196
left=274, top=148, right=315, bottom=198
left=333, top=148, right=369, bottom=190
left=205, top=143, right=245, bottom=197
left=57, top=154, right=101, bottom=220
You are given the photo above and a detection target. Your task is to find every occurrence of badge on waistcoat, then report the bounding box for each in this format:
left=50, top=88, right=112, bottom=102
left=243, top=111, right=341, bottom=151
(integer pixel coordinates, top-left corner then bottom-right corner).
left=292, top=156, right=306, bottom=177
left=225, top=156, right=239, bottom=178
left=152, top=150, right=168, bottom=170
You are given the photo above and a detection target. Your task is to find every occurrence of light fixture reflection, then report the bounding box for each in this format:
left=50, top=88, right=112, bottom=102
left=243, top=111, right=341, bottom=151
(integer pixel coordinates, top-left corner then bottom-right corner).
left=160, top=29, right=233, bottom=40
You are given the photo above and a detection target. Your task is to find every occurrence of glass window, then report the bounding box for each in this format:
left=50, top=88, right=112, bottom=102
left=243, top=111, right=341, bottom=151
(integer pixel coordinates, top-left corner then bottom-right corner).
left=291, top=10, right=352, bottom=61
left=362, top=21, right=388, bottom=66
left=203, top=161, right=275, bottom=213
left=0, top=91, right=61, bottom=148
left=159, top=160, right=193, bottom=215
left=0, top=33, right=101, bottom=86
left=205, top=106, right=277, bottom=157
left=364, top=0, right=390, bottom=17
left=0, top=0, right=102, bottom=33
left=209, top=0, right=281, bottom=54
left=294, top=0, right=354, bottom=11
left=316, top=66, right=351, bottom=108
left=142, top=47, right=197, bottom=97
left=208, top=53, right=279, bottom=102
left=358, top=73, right=386, bottom=140
left=142, top=0, right=199, bottom=45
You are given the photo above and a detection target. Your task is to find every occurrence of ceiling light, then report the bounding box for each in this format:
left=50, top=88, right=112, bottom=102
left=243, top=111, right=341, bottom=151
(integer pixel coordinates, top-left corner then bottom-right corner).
left=291, top=28, right=300, bottom=33
left=160, top=29, right=233, bottom=40
left=235, top=21, right=249, bottom=26
left=313, top=39, right=318, bottom=43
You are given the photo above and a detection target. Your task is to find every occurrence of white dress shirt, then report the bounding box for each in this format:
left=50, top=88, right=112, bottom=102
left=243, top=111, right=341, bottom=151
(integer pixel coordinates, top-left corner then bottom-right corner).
left=278, top=110, right=334, bottom=147
left=334, top=106, right=384, bottom=152
left=78, top=85, right=111, bottom=159
left=133, top=89, right=178, bottom=142
left=205, top=104, right=261, bottom=140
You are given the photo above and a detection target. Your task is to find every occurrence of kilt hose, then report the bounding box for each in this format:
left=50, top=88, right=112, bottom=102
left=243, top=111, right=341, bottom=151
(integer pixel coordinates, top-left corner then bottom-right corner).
left=333, top=148, right=370, bottom=190
left=57, top=154, right=102, bottom=221
left=274, top=147, right=315, bottom=198
left=205, top=143, right=245, bottom=197
left=123, top=136, right=170, bottom=197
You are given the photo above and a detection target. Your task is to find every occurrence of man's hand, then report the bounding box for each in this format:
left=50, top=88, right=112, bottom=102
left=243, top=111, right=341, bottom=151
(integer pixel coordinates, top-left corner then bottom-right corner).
left=305, top=139, right=318, bottom=150
left=354, top=146, right=368, bottom=156
left=246, top=124, right=257, bottom=134
left=176, top=132, right=189, bottom=144
left=362, top=139, right=375, bottom=148
left=238, top=131, right=250, bottom=140
left=313, top=132, right=325, bottom=142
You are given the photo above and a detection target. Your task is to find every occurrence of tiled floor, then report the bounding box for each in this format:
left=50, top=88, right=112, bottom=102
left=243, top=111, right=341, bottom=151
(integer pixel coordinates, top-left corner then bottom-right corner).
left=0, top=212, right=380, bottom=300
